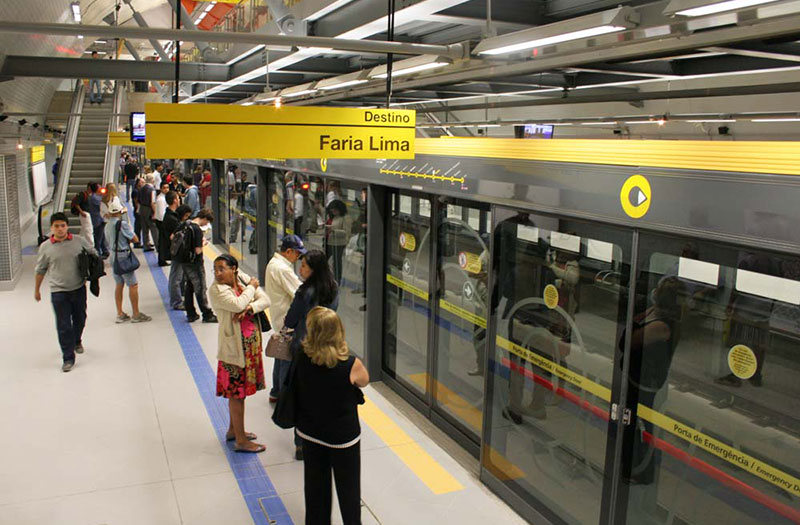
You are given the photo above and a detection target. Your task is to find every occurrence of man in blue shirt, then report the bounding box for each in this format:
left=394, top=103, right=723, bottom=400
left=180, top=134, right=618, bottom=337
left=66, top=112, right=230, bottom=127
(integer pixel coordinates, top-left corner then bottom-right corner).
left=88, top=183, right=109, bottom=258
left=182, top=174, right=201, bottom=218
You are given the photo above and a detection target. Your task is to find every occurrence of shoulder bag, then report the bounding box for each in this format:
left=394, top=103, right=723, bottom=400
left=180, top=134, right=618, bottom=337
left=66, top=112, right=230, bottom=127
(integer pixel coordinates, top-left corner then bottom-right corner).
left=113, top=220, right=140, bottom=275
left=265, top=327, right=293, bottom=361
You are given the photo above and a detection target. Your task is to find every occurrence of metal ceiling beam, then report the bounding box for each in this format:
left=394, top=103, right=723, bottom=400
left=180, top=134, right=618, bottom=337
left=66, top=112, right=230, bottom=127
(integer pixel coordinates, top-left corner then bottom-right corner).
left=0, top=21, right=465, bottom=59
left=0, top=55, right=230, bottom=82
left=417, top=81, right=800, bottom=113
left=701, top=45, right=800, bottom=63
left=295, top=12, right=800, bottom=105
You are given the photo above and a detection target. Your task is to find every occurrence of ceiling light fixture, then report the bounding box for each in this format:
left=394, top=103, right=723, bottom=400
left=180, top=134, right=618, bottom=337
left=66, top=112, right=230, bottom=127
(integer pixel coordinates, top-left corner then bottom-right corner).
left=370, top=55, right=452, bottom=79
left=750, top=118, right=800, bottom=122
left=474, top=6, right=637, bottom=56
left=664, top=0, right=779, bottom=17
left=686, top=119, right=736, bottom=122
left=70, top=2, right=81, bottom=23
left=316, top=71, right=370, bottom=91
left=94, top=40, right=107, bottom=44
left=582, top=121, right=617, bottom=125
left=280, top=82, right=318, bottom=98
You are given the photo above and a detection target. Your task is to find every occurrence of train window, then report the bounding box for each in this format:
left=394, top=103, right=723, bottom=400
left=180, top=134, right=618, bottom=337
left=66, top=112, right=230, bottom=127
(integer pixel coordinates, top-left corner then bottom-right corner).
left=624, top=235, right=800, bottom=524
left=483, top=208, right=631, bottom=525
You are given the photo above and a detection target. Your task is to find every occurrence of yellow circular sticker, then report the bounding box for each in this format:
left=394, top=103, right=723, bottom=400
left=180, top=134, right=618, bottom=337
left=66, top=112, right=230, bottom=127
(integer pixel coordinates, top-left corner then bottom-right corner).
left=271, top=193, right=279, bottom=205
left=543, top=284, right=559, bottom=309
left=320, top=158, right=328, bottom=172
left=728, top=344, right=757, bottom=379
left=620, top=174, right=652, bottom=219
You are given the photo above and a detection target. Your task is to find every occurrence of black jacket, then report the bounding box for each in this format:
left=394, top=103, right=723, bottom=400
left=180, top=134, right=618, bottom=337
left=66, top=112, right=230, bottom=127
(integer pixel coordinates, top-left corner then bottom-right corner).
left=161, top=208, right=181, bottom=260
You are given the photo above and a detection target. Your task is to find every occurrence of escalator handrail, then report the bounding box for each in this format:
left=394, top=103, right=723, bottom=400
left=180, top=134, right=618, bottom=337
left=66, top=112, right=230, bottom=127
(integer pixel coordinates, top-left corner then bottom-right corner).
left=102, top=84, right=123, bottom=186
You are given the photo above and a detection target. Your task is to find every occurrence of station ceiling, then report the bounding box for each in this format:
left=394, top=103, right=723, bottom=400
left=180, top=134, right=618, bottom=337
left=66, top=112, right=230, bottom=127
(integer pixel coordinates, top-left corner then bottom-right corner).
left=2, top=0, right=800, bottom=127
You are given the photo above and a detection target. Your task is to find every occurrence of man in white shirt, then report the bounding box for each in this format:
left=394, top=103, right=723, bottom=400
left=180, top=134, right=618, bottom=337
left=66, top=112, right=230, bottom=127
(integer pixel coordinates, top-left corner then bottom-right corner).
left=153, top=163, right=164, bottom=190
left=154, top=182, right=170, bottom=266
left=264, top=234, right=305, bottom=402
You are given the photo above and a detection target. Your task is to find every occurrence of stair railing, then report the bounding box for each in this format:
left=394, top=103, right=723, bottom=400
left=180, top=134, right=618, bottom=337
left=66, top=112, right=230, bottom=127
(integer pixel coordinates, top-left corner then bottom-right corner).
left=102, top=83, right=124, bottom=186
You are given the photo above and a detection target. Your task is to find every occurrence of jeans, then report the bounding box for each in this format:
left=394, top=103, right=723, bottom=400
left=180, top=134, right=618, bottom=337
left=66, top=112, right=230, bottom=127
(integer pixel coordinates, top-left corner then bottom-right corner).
left=139, top=205, right=158, bottom=247
left=270, top=358, right=291, bottom=398
left=330, top=244, right=344, bottom=284
left=303, top=440, right=361, bottom=525
left=182, top=262, right=213, bottom=318
left=50, top=286, right=87, bottom=363
left=168, top=262, right=184, bottom=308
left=89, top=79, right=102, bottom=103
left=126, top=180, right=134, bottom=202
left=93, top=221, right=108, bottom=256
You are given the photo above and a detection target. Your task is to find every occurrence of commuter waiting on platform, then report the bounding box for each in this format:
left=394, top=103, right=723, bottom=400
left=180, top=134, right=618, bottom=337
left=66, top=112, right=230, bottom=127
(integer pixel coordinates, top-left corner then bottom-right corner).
left=164, top=203, right=191, bottom=311
left=264, top=235, right=305, bottom=403
left=296, top=307, right=369, bottom=525
left=100, top=182, right=122, bottom=221
left=34, top=212, right=97, bottom=372
left=209, top=254, right=269, bottom=454
left=105, top=201, right=151, bottom=324
left=88, top=183, right=109, bottom=259
left=326, top=199, right=349, bottom=284
left=138, top=174, right=158, bottom=252
left=70, top=182, right=94, bottom=247
left=88, top=51, right=103, bottom=104
left=175, top=208, right=217, bottom=323
left=284, top=249, right=339, bottom=460
left=123, top=155, right=139, bottom=202
left=183, top=174, right=201, bottom=218
left=154, top=181, right=170, bottom=266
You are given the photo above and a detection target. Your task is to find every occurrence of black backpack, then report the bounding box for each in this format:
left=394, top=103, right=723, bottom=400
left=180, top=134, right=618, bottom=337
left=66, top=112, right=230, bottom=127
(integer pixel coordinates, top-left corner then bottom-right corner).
left=170, top=221, right=195, bottom=262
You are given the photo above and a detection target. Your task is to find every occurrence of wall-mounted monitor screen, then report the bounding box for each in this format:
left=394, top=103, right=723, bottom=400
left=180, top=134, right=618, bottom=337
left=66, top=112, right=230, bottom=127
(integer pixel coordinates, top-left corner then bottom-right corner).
left=523, top=124, right=554, bottom=139
left=130, top=112, right=146, bottom=142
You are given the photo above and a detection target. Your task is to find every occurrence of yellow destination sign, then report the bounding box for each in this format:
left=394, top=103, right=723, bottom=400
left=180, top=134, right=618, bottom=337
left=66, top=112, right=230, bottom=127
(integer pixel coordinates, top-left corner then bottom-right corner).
left=144, top=103, right=415, bottom=159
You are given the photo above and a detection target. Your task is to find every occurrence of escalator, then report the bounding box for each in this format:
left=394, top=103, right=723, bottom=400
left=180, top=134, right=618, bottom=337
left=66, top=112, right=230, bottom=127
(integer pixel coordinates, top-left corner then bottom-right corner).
left=56, top=86, right=115, bottom=233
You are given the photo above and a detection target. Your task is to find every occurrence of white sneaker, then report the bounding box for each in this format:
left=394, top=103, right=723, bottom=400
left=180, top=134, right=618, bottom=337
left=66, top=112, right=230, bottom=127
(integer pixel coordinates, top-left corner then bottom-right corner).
left=116, top=313, right=131, bottom=323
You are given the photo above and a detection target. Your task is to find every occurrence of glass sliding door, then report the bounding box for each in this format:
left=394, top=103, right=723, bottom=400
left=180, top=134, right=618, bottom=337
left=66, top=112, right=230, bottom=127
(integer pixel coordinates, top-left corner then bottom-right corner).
left=432, top=198, right=491, bottom=439
left=384, top=191, right=433, bottom=398
left=329, top=181, right=368, bottom=359
left=482, top=207, right=632, bottom=524
left=621, top=235, right=800, bottom=524
left=266, top=170, right=286, bottom=256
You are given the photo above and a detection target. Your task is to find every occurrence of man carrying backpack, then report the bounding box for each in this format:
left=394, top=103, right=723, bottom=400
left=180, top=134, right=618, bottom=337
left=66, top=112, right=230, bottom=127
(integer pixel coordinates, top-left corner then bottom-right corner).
left=164, top=202, right=190, bottom=310
left=173, top=208, right=217, bottom=323
left=70, top=183, right=94, bottom=246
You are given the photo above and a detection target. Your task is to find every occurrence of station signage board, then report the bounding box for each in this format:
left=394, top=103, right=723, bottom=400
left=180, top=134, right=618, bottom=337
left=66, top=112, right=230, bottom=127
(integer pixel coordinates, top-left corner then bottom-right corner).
left=144, top=103, right=415, bottom=159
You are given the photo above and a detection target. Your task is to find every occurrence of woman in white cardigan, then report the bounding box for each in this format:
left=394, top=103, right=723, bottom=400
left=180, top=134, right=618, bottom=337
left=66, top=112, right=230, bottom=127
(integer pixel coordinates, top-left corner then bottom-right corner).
left=209, top=253, right=270, bottom=453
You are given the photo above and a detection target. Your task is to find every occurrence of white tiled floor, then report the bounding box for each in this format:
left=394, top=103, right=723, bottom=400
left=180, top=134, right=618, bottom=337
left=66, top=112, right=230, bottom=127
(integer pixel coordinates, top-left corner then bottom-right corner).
left=0, top=223, right=528, bottom=525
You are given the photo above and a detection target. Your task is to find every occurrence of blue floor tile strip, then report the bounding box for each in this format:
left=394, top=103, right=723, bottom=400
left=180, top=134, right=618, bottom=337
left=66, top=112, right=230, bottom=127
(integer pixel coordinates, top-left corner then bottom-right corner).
left=143, top=250, right=293, bottom=525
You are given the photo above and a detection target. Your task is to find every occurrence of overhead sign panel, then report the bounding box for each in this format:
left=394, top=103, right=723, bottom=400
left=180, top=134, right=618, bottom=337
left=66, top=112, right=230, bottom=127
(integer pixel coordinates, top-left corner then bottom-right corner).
left=144, top=103, right=415, bottom=160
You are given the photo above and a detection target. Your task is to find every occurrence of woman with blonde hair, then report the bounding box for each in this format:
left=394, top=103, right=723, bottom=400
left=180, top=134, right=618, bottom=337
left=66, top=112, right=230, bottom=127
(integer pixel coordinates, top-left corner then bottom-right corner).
left=100, top=182, right=123, bottom=220
left=295, top=306, right=368, bottom=525
left=209, top=253, right=269, bottom=453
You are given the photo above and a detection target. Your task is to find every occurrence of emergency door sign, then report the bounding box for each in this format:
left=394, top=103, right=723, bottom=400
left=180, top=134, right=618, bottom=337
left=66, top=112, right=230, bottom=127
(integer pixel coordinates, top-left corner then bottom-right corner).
left=144, top=103, right=415, bottom=160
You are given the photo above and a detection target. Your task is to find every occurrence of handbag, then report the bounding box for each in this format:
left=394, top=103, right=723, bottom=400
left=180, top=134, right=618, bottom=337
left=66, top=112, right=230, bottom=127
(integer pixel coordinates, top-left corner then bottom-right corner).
left=112, top=220, right=140, bottom=275
left=266, top=327, right=294, bottom=361
left=271, top=354, right=298, bottom=429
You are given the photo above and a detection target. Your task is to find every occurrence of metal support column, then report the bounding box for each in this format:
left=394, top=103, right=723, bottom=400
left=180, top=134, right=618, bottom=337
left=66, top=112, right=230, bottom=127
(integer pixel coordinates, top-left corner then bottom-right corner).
left=364, top=184, right=388, bottom=380
left=256, top=166, right=270, bottom=285
left=210, top=159, right=224, bottom=245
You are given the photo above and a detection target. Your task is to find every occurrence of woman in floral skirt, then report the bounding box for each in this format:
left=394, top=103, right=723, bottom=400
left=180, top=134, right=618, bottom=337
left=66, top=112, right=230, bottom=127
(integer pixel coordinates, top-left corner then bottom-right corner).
left=209, top=253, right=269, bottom=453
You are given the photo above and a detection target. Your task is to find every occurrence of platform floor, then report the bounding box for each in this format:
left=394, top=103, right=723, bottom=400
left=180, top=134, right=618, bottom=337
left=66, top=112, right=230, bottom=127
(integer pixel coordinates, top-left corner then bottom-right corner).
left=0, top=221, right=527, bottom=525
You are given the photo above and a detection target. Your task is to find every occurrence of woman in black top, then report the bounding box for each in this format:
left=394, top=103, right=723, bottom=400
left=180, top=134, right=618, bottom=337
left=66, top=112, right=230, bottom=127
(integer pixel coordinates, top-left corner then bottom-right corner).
left=296, top=307, right=369, bottom=525
left=284, top=249, right=340, bottom=459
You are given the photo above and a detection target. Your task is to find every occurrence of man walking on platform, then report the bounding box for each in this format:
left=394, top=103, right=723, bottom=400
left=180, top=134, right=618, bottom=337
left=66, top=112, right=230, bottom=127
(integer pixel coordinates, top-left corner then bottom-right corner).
left=34, top=212, right=97, bottom=372
left=154, top=181, right=170, bottom=266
